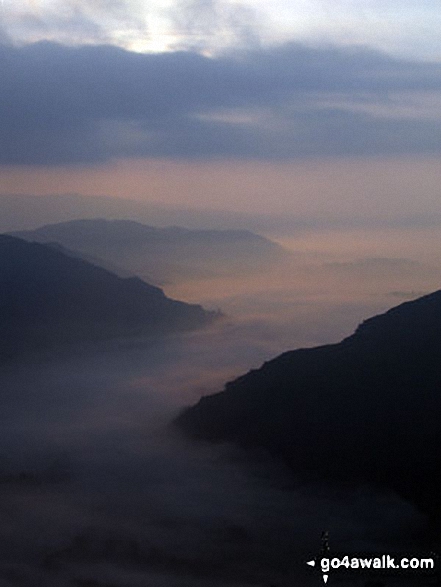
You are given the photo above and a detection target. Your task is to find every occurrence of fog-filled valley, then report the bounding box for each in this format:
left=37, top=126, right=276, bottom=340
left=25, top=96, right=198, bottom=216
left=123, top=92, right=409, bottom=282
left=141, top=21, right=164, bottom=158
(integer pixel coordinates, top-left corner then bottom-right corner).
left=2, top=2, right=441, bottom=580
left=1, top=201, right=441, bottom=586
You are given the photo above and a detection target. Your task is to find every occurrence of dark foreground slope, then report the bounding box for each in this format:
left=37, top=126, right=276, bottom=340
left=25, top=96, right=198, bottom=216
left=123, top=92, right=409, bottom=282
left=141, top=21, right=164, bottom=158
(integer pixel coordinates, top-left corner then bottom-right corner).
left=176, top=290, right=441, bottom=517
left=0, top=235, right=215, bottom=361
left=12, top=218, right=287, bottom=282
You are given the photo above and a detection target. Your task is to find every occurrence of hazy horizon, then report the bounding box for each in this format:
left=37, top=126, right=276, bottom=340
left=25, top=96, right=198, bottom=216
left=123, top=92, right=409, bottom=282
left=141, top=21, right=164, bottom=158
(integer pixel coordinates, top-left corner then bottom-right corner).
left=2, top=1, right=441, bottom=583
left=1, top=199, right=440, bottom=584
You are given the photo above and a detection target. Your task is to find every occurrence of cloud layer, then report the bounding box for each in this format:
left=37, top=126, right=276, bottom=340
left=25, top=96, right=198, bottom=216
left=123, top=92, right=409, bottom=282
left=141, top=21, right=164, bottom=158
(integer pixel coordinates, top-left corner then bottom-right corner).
left=1, top=41, right=441, bottom=165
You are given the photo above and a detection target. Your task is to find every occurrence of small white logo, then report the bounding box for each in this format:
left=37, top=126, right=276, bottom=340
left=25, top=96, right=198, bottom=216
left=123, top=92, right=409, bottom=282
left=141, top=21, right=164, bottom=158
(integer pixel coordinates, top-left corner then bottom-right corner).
left=305, top=559, right=329, bottom=583
left=305, top=531, right=331, bottom=583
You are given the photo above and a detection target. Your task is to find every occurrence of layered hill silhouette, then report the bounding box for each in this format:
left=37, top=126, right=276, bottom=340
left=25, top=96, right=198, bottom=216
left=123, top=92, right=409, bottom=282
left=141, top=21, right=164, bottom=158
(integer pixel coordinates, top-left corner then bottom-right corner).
left=12, top=219, right=287, bottom=284
left=176, top=290, right=441, bottom=518
left=0, top=235, right=216, bottom=361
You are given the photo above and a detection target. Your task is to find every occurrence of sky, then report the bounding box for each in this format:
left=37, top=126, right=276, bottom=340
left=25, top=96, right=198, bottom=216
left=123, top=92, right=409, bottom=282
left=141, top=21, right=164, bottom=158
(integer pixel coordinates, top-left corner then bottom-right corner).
left=1, top=7, right=441, bottom=580
left=1, top=0, right=440, bottom=224
left=2, top=0, right=441, bottom=58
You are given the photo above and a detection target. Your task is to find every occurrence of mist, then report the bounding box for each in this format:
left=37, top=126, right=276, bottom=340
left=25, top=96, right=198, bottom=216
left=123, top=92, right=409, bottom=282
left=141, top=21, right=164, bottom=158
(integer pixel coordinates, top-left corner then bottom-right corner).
left=1, top=219, right=439, bottom=586
left=2, top=2, right=441, bottom=583
left=0, top=334, right=425, bottom=587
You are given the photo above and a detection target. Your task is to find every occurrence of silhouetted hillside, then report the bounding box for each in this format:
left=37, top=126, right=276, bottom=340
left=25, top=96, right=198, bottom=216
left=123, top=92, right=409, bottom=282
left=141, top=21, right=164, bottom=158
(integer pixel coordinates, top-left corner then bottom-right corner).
left=44, top=241, right=136, bottom=278
left=176, top=290, right=441, bottom=518
left=0, top=235, right=216, bottom=361
left=12, top=219, right=287, bottom=283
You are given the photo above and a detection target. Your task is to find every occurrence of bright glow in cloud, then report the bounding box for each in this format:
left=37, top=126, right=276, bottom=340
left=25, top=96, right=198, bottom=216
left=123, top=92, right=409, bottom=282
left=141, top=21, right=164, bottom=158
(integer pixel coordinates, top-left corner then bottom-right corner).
left=1, top=0, right=441, bottom=60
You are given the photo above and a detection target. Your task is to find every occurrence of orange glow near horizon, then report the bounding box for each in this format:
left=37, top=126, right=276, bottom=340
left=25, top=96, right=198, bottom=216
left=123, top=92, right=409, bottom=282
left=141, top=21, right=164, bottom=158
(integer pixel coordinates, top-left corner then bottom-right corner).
left=1, top=155, right=440, bottom=220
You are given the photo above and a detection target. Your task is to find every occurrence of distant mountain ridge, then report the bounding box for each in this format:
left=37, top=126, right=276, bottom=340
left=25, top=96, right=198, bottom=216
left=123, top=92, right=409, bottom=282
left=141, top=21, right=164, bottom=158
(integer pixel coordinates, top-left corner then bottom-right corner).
left=0, top=234, right=216, bottom=361
left=11, top=219, right=287, bottom=284
left=176, top=290, right=441, bottom=519
left=12, top=218, right=274, bottom=245
left=0, top=192, right=296, bottom=234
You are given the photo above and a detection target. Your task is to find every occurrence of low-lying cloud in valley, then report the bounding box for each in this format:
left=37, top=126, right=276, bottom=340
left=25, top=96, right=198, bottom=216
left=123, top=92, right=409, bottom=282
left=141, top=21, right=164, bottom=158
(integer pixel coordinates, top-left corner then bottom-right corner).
left=0, top=328, right=426, bottom=587
left=2, top=0, right=441, bottom=582
left=1, top=224, right=440, bottom=585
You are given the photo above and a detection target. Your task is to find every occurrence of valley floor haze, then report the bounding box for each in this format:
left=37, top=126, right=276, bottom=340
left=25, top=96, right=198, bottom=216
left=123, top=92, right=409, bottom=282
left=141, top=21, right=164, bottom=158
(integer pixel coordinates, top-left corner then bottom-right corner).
left=1, top=198, right=440, bottom=586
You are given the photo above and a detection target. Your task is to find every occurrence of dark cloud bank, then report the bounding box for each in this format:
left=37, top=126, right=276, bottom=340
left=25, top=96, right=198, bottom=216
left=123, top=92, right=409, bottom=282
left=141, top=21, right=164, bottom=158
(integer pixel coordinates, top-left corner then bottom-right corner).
left=1, top=41, right=441, bottom=164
